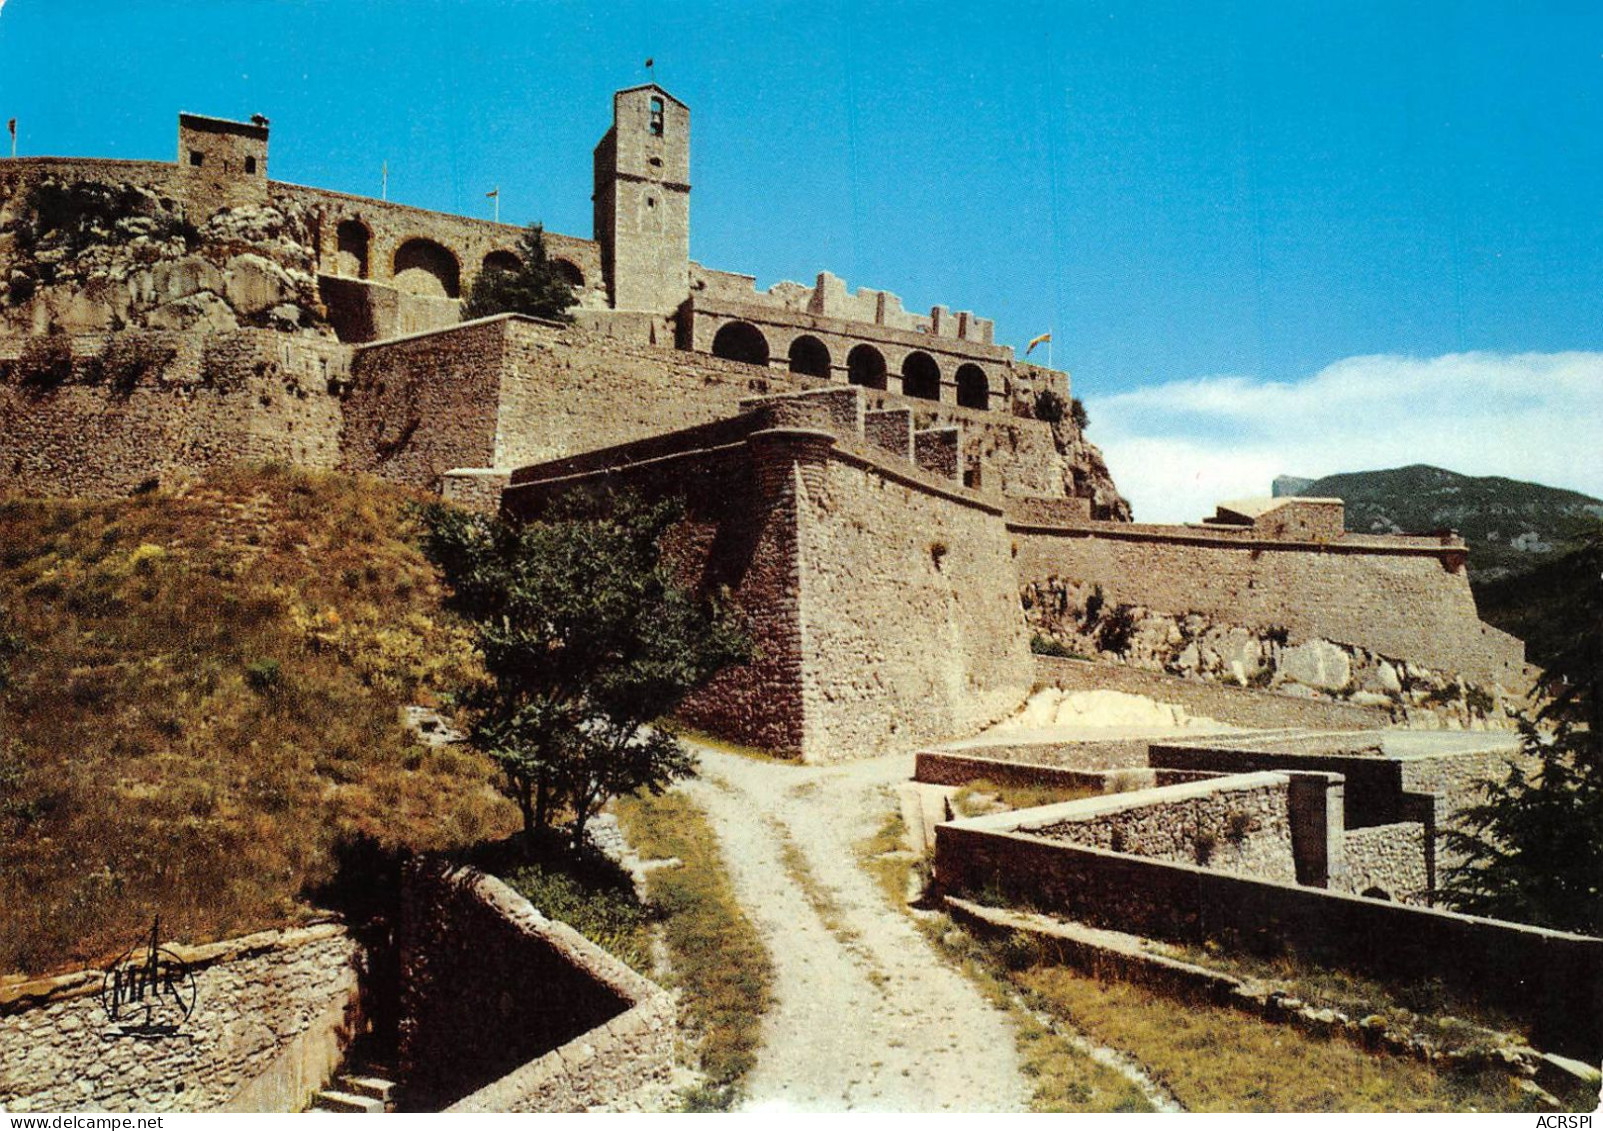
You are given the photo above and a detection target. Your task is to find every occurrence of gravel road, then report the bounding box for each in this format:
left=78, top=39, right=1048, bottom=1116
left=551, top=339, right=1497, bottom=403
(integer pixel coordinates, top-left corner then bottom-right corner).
left=679, top=745, right=1030, bottom=1113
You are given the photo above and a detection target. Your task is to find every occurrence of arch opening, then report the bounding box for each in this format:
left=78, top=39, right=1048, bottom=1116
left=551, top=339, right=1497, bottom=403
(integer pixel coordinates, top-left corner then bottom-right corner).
left=393, top=238, right=461, bottom=299
left=788, top=335, right=831, bottom=379
left=711, top=321, right=770, bottom=367
left=335, top=220, right=370, bottom=280
left=552, top=259, right=585, bottom=289
left=847, top=344, right=887, bottom=391
left=482, top=250, right=521, bottom=276
left=901, top=351, right=941, bottom=400
left=956, top=363, right=989, bottom=410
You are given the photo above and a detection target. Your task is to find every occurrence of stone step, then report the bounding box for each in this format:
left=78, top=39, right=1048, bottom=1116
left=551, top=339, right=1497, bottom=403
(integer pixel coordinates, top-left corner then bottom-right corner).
left=311, top=1089, right=385, bottom=1113
left=896, top=782, right=927, bottom=854
left=338, top=1075, right=396, bottom=1103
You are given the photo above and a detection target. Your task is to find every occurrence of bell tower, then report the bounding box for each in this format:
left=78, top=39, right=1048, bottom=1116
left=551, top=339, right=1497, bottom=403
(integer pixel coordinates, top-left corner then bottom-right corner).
left=593, top=85, right=690, bottom=313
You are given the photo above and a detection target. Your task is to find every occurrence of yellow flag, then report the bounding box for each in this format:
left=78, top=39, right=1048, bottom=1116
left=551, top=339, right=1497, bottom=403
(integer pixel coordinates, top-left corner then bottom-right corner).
left=1026, top=332, right=1052, bottom=355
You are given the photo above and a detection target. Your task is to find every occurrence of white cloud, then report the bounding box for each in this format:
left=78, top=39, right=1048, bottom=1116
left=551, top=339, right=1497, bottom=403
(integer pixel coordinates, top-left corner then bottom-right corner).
left=1092, top=351, right=1603, bottom=523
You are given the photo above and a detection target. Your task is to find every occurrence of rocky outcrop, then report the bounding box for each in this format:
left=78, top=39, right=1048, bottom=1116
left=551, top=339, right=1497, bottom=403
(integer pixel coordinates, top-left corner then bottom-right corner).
left=0, top=174, right=330, bottom=338
left=1049, top=416, right=1132, bottom=521
left=1022, top=575, right=1519, bottom=728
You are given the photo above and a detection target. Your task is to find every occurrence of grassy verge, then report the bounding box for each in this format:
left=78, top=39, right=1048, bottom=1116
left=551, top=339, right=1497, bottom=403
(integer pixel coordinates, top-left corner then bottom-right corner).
left=1010, top=957, right=1547, bottom=1113
left=485, top=838, right=652, bottom=974
left=615, top=790, right=774, bottom=1111
left=950, top=777, right=1103, bottom=817
left=1172, top=940, right=1529, bottom=1052
left=857, top=813, right=1153, bottom=1112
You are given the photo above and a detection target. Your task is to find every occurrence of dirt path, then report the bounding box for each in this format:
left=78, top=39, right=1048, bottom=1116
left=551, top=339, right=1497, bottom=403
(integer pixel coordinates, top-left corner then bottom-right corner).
left=679, top=745, right=1029, bottom=1113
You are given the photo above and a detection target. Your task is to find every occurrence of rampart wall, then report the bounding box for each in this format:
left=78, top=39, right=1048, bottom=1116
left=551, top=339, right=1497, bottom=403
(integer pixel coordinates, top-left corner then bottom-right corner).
left=796, top=447, right=1033, bottom=759
left=341, top=316, right=1083, bottom=501
left=0, top=330, right=348, bottom=496
left=270, top=182, right=605, bottom=307
left=398, top=863, right=672, bottom=1113
left=503, top=387, right=1035, bottom=760
left=1011, top=520, right=1526, bottom=686
left=0, top=924, right=358, bottom=1113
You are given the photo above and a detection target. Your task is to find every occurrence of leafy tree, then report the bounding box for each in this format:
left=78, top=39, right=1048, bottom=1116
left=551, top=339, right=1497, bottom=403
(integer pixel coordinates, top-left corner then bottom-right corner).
left=462, top=222, right=578, bottom=321
left=419, top=492, right=747, bottom=851
left=1440, top=520, right=1603, bottom=933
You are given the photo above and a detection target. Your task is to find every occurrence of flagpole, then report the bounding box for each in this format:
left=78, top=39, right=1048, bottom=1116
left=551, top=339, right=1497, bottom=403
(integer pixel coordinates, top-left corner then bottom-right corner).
left=381, top=162, right=388, bottom=201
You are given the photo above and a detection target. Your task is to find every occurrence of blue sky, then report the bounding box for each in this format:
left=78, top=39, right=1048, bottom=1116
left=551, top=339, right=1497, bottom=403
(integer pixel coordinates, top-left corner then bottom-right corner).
left=2, top=1, right=1599, bottom=518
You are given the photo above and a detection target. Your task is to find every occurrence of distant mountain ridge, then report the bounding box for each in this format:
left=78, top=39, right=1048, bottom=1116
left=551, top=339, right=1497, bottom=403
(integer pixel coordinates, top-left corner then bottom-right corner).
left=1278, top=464, right=1603, bottom=581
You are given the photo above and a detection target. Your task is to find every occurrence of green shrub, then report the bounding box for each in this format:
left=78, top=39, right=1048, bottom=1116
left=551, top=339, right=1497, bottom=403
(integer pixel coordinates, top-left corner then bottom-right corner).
left=1095, top=602, right=1140, bottom=657
left=1033, top=389, right=1066, bottom=424
left=245, top=657, right=283, bottom=692
left=1070, top=396, right=1090, bottom=430
left=501, top=855, right=650, bottom=971
left=15, top=334, right=74, bottom=391
left=1030, top=633, right=1076, bottom=658
left=1082, top=584, right=1105, bottom=629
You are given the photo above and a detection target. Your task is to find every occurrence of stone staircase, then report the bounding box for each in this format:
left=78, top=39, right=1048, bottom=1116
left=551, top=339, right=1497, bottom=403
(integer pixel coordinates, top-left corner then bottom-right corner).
left=309, top=1073, right=397, bottom=1113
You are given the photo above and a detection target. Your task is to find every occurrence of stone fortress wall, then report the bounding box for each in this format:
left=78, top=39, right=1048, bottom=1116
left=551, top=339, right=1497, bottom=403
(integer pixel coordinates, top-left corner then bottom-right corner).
left=502, top=385, right=1036, bottom=761
left=1010, top=510, right=1526, bottom=688
left=0, top=329, right=348, bottom=497
left=498, top=382, right=1520, bottom=761
left=0, top=85, right=1527, bottom=757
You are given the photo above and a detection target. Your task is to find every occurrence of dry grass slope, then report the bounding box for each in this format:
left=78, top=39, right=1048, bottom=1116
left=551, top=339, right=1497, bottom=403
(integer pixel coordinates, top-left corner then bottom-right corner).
left=0, top=465, right=518, bottom=975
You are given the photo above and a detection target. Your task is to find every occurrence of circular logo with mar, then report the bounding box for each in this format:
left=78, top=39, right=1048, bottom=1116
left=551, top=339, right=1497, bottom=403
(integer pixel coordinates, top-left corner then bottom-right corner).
left=100, top=922, right=198, bottom=1039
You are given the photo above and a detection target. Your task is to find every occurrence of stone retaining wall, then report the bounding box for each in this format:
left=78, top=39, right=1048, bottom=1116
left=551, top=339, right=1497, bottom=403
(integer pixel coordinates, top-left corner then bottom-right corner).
left=934, top=817, right=1603, bottom=1061
left=0, top=924, right=358, bottom=1112
left=1341, top=822, right=1431, bottom=906
left=0, top=330, right=349, bottom=497
left=398, top=863, right=672, bottom=1113
left=1029, top=773, right=1300, bottom=883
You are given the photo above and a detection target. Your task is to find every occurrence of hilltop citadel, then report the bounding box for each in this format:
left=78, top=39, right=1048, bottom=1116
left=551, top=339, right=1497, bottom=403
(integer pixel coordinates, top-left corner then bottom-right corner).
left=0, top=84, right=1527, bottom=759
left=2, top=82, right=1600, bottom=1116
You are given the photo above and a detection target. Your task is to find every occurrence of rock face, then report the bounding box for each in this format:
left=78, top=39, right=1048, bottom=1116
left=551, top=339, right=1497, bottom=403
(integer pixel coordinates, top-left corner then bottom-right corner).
left=0, top=175, right=330, bottom=337
left=1050, top=416, right=1132, bottom=521
left=1278, top=639, right=1352, bottom=693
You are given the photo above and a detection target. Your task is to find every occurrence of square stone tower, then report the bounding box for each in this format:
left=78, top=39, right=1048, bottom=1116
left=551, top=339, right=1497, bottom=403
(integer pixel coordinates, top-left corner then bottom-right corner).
left=177, top=113, right=270, bottom=211
left=592, top=85, right=690, bottom=313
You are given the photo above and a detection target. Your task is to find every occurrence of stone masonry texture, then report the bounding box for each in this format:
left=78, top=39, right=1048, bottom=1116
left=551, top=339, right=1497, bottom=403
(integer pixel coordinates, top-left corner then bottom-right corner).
left=1033, top=777, right=1299, bottom=883
left=0, top=925, right=357, bottom=1113
left=935, top=817, right=1603, bottom=1061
